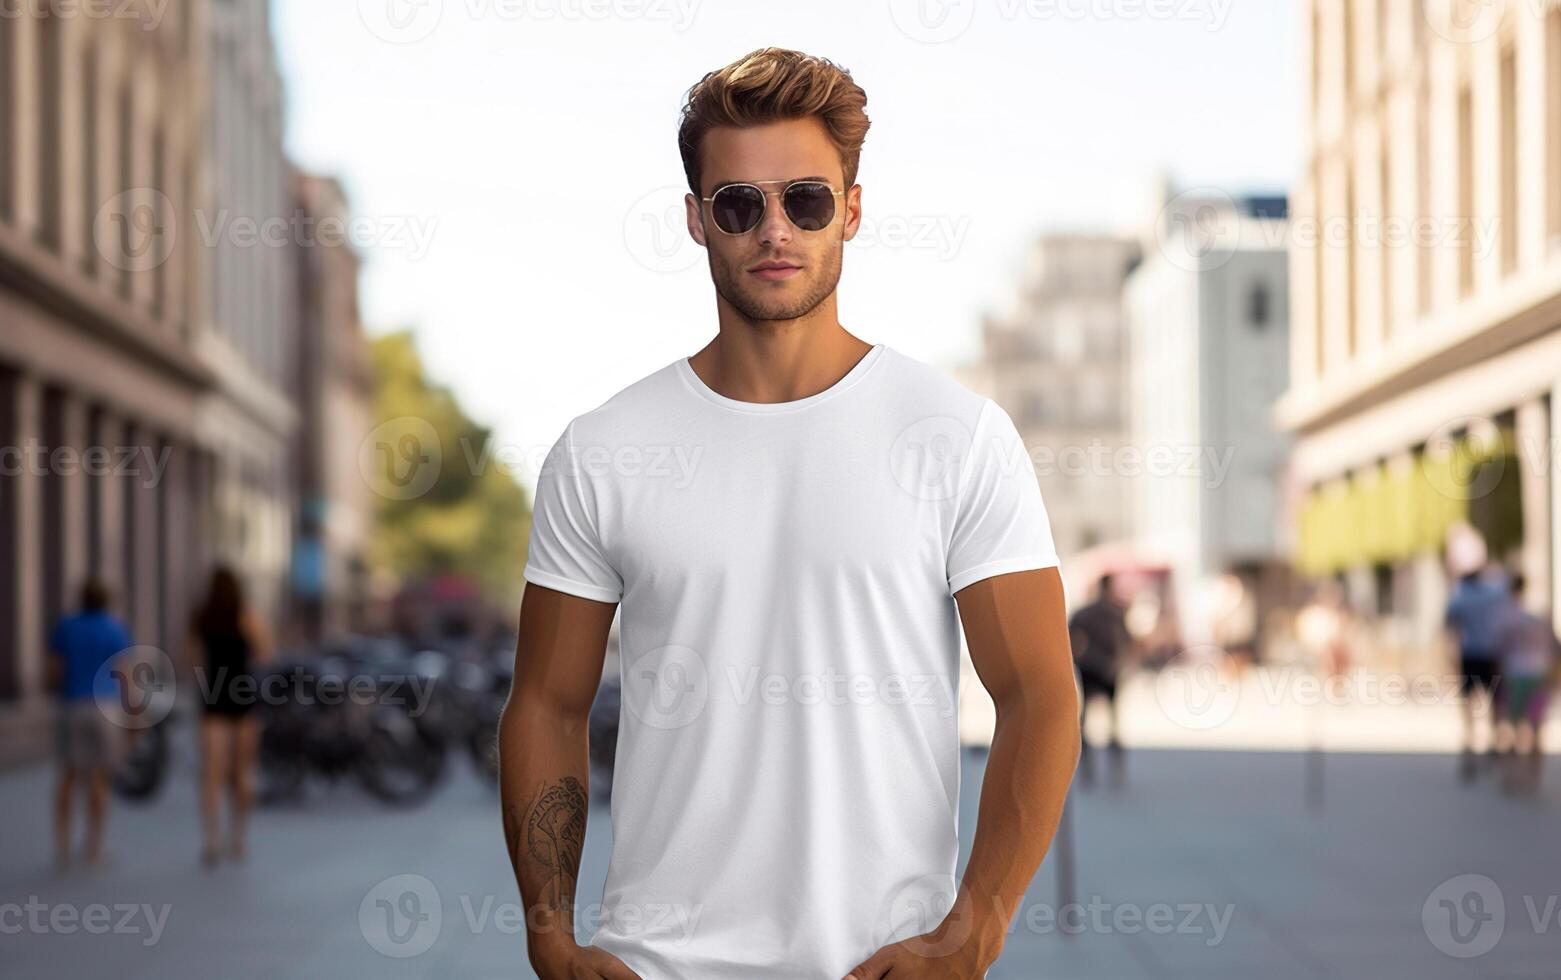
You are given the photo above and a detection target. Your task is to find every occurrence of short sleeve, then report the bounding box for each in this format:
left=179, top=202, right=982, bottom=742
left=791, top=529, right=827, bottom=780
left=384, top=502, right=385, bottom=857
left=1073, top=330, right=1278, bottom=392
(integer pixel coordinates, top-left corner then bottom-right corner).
left=523, top=422, right=624, bottom=603
left=945, top=399, right=1060, bottom=595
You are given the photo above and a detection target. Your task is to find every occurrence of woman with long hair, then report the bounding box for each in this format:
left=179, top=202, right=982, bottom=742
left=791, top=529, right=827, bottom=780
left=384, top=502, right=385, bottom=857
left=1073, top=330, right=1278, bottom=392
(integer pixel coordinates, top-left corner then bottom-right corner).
left=188, top=566, right=270, bottom=865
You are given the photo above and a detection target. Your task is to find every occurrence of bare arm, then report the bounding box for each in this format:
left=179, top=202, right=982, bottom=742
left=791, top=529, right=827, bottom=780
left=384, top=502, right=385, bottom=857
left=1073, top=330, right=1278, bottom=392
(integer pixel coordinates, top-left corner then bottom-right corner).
left=499, top=583, right=639, bottom=980
left=951, top=566, right=1079, bottom=964
left=243, top=610, right=274, bottom=666
left=847, top=567, right=1078, bottom=978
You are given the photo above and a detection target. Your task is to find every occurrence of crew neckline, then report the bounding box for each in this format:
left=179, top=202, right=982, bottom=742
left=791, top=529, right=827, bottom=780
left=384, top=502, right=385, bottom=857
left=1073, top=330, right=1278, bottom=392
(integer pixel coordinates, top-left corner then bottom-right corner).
left=675, top=343, right=887, bottom=414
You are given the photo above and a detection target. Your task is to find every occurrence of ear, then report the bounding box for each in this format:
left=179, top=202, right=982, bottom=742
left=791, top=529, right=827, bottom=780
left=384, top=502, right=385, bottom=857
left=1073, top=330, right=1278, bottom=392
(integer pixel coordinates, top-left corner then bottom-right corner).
left=686, top=192, right=708, bottom=247
left=841, top=183, right=862, bottom=243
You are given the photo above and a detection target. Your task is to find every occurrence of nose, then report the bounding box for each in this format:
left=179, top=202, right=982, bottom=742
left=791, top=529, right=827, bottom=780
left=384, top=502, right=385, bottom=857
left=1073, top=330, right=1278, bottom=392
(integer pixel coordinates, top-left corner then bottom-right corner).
left=755, top=190, right=792, bottom=247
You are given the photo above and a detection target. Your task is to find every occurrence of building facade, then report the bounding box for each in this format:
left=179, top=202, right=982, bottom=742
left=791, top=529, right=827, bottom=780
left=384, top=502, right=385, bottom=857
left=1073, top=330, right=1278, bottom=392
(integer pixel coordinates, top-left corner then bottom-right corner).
left=197, top=0, right=298, bottom=631
left=960, top=234, right=1141, bottom=563
left=290, top=171, right=374, bottom=642
left=1280, top=1, right=1561, bottom=673
left=0, top=0, right=323, bottom=762
left=0, top=1, right=217, bottom=758
left=1125, top=188, right=1292, bottom=654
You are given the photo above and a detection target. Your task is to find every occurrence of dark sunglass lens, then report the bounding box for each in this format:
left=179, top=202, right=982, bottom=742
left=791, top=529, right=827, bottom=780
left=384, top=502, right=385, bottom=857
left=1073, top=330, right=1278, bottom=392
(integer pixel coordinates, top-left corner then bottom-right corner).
left=711, top=185, right=765, bottom=234
left=784, top=183, right=835, bottom=231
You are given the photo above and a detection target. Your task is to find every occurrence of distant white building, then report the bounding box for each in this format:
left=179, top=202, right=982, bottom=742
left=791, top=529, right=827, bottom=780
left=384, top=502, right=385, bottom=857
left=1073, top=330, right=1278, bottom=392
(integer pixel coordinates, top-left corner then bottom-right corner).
left=959, top=234, right=1141, bottom=563
left=1124, top=187, right=1292, bottom=654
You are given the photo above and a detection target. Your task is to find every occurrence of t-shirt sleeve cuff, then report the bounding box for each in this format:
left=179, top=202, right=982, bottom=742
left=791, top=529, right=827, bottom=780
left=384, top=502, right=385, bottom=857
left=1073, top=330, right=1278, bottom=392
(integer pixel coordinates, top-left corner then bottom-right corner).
left=948, top=554, right=1060, bottom=596
left=523, top=564, right=623, bottom=604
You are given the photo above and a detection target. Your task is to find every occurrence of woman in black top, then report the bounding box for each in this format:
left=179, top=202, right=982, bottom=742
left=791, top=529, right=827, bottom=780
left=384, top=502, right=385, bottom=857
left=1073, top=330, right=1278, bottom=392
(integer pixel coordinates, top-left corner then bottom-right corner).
left=189, top=566, right=270, bottom=865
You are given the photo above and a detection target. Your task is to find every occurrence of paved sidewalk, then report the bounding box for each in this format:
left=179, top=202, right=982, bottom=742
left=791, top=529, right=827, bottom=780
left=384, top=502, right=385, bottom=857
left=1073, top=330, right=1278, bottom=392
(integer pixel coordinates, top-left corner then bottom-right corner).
left=1, top=735, right=1557, bottom=978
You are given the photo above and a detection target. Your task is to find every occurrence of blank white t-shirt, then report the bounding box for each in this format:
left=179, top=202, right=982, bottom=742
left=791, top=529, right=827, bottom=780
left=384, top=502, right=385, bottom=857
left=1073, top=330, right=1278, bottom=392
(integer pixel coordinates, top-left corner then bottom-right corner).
left=524, top=343, right=1059, bottom=979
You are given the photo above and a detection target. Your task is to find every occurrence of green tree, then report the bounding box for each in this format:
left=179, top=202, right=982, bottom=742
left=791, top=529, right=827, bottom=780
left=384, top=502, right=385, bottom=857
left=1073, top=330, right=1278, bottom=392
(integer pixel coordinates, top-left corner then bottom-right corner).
left=368, top=330, right=531, bottom=602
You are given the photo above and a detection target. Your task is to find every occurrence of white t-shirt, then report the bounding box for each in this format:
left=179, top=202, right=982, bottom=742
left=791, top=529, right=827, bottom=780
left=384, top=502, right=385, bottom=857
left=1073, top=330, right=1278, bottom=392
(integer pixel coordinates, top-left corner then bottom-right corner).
left=524, top=343, right=1059, bottom=979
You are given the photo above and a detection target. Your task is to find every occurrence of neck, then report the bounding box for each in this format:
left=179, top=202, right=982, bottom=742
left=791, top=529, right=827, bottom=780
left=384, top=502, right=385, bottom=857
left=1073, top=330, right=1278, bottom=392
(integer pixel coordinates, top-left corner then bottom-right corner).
left=689, top=305, right=871, bottom=404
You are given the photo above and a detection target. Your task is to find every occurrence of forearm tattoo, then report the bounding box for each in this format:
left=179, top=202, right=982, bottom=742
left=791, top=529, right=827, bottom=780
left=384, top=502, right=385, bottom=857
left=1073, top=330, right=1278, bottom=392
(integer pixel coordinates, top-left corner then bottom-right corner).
left=508, top=776, right=587, bottom=916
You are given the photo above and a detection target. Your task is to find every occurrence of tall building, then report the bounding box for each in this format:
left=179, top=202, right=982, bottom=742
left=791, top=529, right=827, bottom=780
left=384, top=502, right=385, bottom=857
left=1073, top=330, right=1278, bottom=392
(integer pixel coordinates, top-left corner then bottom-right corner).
left=1280, top=2, right=1561, bottom=672
left=1124, top=187, right=1291, bottom=654
left=960, top=234, right=1141, bottom=562
left=0, top=2, right=215, bottom=757
left=290, top=171, right=375, bottom=642
left=198, top=0, right=298, bottom=630
left=0, top=0, right=309, bottom=761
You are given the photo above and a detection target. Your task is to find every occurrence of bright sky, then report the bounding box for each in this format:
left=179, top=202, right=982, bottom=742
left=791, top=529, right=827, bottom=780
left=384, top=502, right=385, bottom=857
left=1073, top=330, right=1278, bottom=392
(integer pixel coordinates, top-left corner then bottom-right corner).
left=273, top=0, right=1297, bottom=490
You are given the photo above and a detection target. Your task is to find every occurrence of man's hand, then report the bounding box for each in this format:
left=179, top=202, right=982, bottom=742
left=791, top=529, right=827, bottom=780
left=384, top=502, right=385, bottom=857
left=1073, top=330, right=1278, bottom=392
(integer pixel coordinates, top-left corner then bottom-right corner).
left=530, top=937, right=643, bottom=979
left=843, top=892, right=1004, bottom=979
left=842, top=917, right=1001, bottom=979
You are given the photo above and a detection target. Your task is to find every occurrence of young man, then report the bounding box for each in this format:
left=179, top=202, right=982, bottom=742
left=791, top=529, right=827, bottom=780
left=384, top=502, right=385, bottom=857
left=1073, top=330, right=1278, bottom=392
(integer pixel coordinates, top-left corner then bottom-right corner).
left=1445, top=562, right=1509, bottom=767
left=49, top=579, right=133, bottom=869
left=1069, top=573, right=1133, bottom=784
left=500, top=48, right=1079, bottom=979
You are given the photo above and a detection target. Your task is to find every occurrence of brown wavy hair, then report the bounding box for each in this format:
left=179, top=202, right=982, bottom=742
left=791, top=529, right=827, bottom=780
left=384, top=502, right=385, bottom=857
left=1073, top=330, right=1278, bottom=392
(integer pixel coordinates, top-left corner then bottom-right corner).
left=677, top=47, right=871, bottom=197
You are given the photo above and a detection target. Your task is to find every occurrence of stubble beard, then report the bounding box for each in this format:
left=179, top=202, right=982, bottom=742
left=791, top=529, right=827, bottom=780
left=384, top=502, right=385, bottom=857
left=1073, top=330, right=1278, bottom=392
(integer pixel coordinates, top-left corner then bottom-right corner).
left=710, top=236, right=844, bottom=324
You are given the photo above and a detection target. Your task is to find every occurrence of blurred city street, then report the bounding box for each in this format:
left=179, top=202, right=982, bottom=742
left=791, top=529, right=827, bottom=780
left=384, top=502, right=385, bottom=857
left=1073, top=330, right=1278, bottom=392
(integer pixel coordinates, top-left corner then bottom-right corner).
left=5, top=1, right=1561, bottom=977
left=3, top=731, right=1556, bottom=979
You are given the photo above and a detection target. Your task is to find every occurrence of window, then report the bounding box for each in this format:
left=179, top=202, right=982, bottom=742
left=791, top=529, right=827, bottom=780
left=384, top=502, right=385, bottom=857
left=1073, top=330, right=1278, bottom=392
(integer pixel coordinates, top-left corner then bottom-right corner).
left=1344, top=166, right=1357, bottom=357
left=116, top=82, right=132, bottom=299
left=1383, top=129, right=1397, bottom=338
left=1248, top=281, right=1271, bottom=329
left=151, top=127, right=166, bottom=318
left=1416, top=84, right=1432, bottom=317
left=1549, top=9, right=1561, bottom=250
left=1342, top=1, right=1354, bottom=104
left=1500, top=45, right=1517, bottom=277
left=36, top=12, right=62, bottom=251
left=0, top=13, right=13, bottom=223
left=1457, top=83, right=1474, bottom=298
left=80, top=43, right=97, bottom=275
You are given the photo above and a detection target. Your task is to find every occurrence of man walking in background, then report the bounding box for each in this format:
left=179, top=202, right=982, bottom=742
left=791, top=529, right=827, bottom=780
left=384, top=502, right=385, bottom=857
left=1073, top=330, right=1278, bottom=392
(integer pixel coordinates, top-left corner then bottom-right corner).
left=1491, top=574, right=1559, bottom=794
left=1445, top=562, right=1509, bottom=778
left=1070, top=573, right=1134, bottom=785
left=49, top=580, right=133, bottom=870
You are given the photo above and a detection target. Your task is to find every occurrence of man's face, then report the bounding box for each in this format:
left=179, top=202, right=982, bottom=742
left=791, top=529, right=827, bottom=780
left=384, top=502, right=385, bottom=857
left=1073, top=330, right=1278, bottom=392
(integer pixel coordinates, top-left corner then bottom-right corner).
left=685, top=117, right=861, bottom=322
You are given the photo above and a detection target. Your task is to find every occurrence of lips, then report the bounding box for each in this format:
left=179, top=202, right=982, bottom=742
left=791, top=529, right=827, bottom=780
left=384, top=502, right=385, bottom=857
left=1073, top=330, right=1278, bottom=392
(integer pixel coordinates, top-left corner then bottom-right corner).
left=749, top=260, right=801, bottom=281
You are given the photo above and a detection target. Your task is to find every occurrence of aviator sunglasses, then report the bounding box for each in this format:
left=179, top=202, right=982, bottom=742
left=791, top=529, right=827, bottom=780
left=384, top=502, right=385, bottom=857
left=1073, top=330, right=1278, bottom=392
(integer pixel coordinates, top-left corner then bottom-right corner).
left=700, top=178, right=846, bottom=235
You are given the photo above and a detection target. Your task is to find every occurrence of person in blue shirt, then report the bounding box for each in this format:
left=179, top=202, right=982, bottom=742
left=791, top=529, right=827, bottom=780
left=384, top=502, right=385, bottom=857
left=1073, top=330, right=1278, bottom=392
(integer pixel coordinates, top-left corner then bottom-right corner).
left=1444, top=563, right=1510, bottom=772
left=48, top=579, right=133, bottom=870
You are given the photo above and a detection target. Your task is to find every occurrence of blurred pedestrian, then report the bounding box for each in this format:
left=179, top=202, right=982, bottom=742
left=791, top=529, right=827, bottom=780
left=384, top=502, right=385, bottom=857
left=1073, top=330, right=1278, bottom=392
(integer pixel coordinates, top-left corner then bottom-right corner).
left=1491, top=574, right=1558, bottom=793
left=1444, top=563, right=1509, bottom=774
left=1296, top=581, right=1352, bottom=678
left=1070, top=573, right=1133, bottom=783
left=188, top=566, right=271, bottom=865
left=48, top=579, right=132, bottom=871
